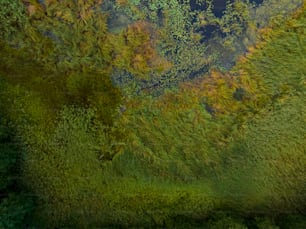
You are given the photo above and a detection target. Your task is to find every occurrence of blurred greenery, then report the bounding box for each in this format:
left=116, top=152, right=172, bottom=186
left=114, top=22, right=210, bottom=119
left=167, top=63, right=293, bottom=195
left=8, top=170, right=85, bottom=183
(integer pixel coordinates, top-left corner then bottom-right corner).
left=0, top=109, right=35, bottom=229
left=217, top=96, right=306, bottom=213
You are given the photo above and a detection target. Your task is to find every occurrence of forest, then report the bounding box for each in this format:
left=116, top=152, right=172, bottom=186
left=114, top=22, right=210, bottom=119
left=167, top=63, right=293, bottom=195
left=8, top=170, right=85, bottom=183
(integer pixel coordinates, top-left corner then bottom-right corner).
left=0, top=0, right=305, bottom=228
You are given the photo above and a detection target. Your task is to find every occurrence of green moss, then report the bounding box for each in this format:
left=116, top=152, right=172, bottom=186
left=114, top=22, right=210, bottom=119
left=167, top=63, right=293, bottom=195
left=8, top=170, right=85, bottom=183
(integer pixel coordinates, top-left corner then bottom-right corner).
left=218, top=96, right=306, bottom=213
left=22, top=107, right=119, bottom=227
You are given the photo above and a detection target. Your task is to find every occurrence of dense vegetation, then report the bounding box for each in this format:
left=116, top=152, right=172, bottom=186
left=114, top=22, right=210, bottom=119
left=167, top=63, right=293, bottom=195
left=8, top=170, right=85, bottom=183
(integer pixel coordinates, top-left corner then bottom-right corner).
left=0, top=0, right=305, bottom=228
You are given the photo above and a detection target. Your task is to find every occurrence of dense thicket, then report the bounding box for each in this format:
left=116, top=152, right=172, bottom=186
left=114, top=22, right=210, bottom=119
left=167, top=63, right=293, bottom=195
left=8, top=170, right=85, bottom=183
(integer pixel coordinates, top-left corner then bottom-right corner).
left=0, top=0, right=305, bottom=228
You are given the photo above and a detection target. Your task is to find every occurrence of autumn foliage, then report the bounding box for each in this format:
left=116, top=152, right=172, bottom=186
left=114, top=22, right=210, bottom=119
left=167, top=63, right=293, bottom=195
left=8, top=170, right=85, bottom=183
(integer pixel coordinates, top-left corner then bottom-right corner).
left=113, top=21, right=171, bottom=79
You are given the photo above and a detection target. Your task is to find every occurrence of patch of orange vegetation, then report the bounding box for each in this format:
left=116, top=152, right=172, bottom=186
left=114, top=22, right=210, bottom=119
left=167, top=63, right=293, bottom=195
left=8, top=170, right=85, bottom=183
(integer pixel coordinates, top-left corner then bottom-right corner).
left=114, top=21, right=172, bottom=79
left=155, top=68, right=265, bottom=118
left=184, top=71, right=240, bottom=115
left=116, top=0, right=128, bottom=6
left=27, top=5, right=36, bottom=16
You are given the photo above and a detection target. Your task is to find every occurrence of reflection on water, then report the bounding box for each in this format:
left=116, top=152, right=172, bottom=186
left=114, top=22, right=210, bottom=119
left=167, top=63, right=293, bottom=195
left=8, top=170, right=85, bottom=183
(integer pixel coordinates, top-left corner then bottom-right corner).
left=190, top=0, right=264, bottom=18
left=212, top=0, right=229, bottom=17
left=196, top=24, right=226, bottom=43
left=189, top=0, right=227, bottom=17
left=105, top=0, right=266, bottom=34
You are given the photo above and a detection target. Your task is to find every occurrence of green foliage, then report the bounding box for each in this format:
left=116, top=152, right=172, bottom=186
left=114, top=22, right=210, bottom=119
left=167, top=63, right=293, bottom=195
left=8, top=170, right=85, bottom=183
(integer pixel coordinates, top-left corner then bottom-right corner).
left=83, top=179, right=218, bottom=228
left=64, top=70, right=123, bottom=124
left=0, top=0, right=28, bottom=45
left=113, top=0, right=212, bottom=93
left=116, top=94, right=227, bottom=182
left=111, top=0, right=303, bottom=94
left=0, top=0, right=305, bottom=228
left=22, top=106, right=118, bottom=227
left=108, top=3, right=306, bottom=226
left=209, top=4, right=306, bottom=214
left=236, top=2, right=306, bottom=99
left=0, top=193, right=34, bottom=229
left=207, top=212, right=248, bottom=229
left=0, top=107, right=35, bottom=228
left=0, top=41, right=122, bottom=126
left=27, top=0, right=111, bottom=70
left=250, top=0, right=304, bottom=29
left=0, top=118, right=18, bottom=190
left=9, top=0, right=165, bottom=80
left=278, top=214, right=306, bottom=229
left=217, top=96, right=306, bottom=214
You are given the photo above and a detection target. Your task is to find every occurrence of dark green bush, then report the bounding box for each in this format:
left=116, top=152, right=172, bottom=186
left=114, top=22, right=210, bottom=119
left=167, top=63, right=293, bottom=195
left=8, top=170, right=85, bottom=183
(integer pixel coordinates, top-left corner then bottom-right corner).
left=0, top=113, right=35, bottom=229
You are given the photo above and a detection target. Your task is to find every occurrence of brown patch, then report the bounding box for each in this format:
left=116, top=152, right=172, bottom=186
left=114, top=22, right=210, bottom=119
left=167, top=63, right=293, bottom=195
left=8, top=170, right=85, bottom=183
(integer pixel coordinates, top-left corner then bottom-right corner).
left=27, top=5, right=36, bottom=16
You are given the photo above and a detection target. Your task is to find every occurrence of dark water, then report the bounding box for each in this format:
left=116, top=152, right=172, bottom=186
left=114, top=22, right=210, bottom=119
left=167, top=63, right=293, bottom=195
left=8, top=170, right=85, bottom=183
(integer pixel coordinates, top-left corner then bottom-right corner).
left=196, top=24, right=226, bottom=43
left=213, top=0, right=230, bottom=17
left=251, top=0, right=264, bottom=5
left=190, top=0, right=264, bottom=18
left=192, top=0, right=263, bottom=42
left=190, top=0, right=231, bottom=17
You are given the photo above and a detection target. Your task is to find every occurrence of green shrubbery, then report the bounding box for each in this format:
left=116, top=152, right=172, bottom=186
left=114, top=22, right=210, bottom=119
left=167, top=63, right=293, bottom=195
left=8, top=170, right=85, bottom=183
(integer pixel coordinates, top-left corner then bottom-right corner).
left=22, top=107, right=115, bottom=227
left=0, top=0, right=27, bottom=45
